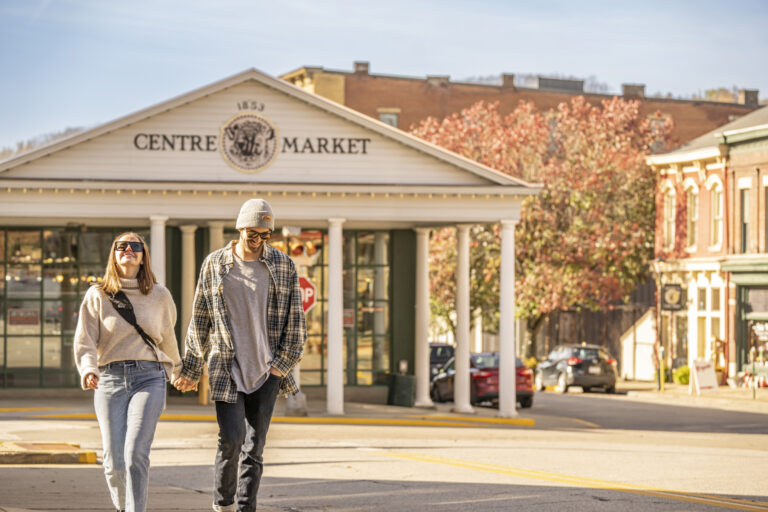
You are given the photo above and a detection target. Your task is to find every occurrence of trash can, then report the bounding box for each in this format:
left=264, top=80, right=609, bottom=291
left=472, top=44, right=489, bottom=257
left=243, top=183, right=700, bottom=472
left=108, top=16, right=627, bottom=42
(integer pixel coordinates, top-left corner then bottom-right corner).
left=387, top=374, right=415, bottom=407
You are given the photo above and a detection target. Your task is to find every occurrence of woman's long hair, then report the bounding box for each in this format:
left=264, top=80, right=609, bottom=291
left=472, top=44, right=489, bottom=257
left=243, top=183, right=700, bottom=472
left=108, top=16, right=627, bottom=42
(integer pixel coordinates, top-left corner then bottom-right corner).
left=99, top=232, right=156, bottom=295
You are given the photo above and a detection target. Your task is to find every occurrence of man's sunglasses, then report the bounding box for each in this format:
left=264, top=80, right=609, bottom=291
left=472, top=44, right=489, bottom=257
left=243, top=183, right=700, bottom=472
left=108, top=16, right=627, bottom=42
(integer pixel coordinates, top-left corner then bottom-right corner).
left=245, top=230, right=272, bottom=241
left=114, top=241, right=145, bottom=253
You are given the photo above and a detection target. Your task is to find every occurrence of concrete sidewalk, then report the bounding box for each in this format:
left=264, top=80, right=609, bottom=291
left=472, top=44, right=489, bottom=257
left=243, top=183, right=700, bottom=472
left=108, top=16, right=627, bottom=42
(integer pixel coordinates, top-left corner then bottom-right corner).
left=616, top=378, right=768, bottom=414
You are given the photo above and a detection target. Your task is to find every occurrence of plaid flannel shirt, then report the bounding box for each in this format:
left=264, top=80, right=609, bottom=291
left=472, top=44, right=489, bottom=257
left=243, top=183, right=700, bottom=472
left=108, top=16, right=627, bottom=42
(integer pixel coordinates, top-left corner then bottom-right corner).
left=180, top=241, right=306, bottom=403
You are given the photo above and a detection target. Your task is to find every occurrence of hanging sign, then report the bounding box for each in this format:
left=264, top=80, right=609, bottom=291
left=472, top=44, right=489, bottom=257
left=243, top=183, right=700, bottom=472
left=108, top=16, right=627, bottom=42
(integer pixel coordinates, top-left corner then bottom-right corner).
left=661, top=284, right=684, bottom=311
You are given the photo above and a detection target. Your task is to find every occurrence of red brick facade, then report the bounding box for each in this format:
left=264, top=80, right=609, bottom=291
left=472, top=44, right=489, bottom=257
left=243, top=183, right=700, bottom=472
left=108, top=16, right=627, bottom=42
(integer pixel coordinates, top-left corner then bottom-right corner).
left=282, top=63, right=759, bottom=146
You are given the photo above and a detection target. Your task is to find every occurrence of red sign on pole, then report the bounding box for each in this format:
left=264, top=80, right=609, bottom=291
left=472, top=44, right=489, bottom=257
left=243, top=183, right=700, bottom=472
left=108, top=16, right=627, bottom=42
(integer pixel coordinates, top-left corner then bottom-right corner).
left=298, top=276, right=317, bottom=313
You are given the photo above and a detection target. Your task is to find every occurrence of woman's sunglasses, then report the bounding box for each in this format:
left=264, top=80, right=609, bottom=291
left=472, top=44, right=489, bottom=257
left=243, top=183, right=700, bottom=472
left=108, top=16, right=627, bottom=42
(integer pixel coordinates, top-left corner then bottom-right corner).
left=114, top=241, right=145, bottom=253
left=245, top=230, right=272, bottom=241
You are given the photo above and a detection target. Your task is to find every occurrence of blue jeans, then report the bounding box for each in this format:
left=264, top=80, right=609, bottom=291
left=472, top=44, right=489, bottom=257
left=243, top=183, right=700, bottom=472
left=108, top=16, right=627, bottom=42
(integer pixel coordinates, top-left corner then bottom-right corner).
left=213, top=373, right=281, bottom=512
left=94, top=360, right=166, bottom=512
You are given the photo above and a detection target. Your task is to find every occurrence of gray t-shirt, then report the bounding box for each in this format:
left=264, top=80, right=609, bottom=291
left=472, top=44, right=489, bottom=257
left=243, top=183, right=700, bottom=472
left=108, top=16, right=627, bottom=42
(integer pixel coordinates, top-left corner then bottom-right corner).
left=223, top=252, right=273, bottom=393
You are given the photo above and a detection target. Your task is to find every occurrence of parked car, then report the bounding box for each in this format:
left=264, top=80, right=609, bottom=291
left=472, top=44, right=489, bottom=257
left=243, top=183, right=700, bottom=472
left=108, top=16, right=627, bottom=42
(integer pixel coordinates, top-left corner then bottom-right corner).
left=534, top=343, right=617, bottom=393
left=430, top=343, right=455, bottom=378
left=431, top=352, right=534, bottom=408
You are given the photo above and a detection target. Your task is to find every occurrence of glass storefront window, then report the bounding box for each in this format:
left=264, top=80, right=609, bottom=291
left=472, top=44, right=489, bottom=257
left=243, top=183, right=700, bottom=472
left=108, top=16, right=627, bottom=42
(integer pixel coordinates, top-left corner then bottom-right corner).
left=43, top=230, right=78, bottom=263
left=79, top=231, right=116, bottom=263
left=43, top=337, right=62, bottom=367
left=357, top=303, right=389, bottom=336
left=1, top=227, right=146, bottom=387
left=79, top=263, right=106, bottom=289
left=7, top=301, right=41, bottom=335
left=305, top=301, right=323, bottom=336
left=8, top=230, right=41, bottom=263
left=357, top=267, right=389, bottom=301
left=43, top=301, right=78, bottom=335
left=7, top=337, right=41, bottom=368
left=7, top=265, right=41, bottom=298
left=357, top=232, right=389, bottom=265
left=43, top=267, right=79, bottom=298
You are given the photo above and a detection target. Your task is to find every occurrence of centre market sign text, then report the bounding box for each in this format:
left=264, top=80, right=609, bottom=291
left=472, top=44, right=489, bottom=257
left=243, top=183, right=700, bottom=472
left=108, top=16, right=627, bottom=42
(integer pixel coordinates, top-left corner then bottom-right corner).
left=133, top=133, right=372, bottom=154
left=132, top=112, right=372, bottom=173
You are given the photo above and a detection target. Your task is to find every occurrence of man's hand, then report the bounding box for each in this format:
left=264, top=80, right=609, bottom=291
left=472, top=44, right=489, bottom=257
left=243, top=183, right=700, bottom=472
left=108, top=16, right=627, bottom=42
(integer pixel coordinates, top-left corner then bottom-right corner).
left=174, top=376, right=198, bottom=393
left=269, top=367, right=283, bottom=377
left=84, top=373, right=99, bottom=390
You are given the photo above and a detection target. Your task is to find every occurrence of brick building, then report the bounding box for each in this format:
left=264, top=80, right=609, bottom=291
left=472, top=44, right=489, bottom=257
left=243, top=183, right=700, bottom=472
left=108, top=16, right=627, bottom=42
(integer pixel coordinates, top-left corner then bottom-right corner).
left=280, top=61, right=760, bottom=146
left=648, top=106, right=768, bottom=382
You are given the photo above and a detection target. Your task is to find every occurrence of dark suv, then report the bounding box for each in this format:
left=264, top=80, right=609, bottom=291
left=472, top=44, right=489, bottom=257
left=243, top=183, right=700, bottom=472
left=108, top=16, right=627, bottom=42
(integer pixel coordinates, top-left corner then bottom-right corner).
left=534, top=344, right=617, bottom=393
left=430, top=343, right=455, bottom=378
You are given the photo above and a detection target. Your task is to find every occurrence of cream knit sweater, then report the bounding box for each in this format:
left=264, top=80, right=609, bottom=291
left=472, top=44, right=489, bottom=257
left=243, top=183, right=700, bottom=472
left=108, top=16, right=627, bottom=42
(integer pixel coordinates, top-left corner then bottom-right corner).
left=74, top=278, right=182, bottom=389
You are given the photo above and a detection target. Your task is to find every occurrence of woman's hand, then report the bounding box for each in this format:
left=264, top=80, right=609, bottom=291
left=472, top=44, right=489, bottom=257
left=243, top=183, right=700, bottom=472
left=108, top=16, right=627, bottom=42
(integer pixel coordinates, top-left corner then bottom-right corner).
left=174, top=376, right=198, bottom=393
left=84, top=373, right=99, bottom=390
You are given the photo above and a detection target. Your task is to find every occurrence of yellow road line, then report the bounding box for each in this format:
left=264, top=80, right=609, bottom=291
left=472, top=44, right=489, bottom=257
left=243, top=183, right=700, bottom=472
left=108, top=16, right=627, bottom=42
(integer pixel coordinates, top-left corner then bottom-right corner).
left=32, top=413, right=97, bottom=419
left=382, top=452, right=768, bottom=511
left=0, top=407, right=62, bottom=412
left=32, top=413, right=483, bottom=428
left=270, top=417, right=484, bottom=428
left=563, top=417, right=600, bottom=428
left=411, top=415, right=535, bottom=427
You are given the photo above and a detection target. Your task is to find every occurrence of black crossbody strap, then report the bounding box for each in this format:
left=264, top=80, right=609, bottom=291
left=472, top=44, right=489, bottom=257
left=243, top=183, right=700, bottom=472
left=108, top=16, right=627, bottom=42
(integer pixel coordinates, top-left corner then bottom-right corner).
left=106, top=290, right=159, bottom=356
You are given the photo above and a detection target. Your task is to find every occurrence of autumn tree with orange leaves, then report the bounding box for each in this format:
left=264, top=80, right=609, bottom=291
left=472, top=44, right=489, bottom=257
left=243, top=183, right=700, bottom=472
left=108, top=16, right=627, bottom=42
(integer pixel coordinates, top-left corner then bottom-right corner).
left=411, top=97, right=673, bottom=346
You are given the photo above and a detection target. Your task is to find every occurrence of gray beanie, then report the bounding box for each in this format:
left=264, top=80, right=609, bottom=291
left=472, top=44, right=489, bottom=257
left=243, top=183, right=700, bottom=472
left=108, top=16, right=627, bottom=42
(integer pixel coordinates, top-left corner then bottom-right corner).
left=235, top=198, right=275, bottom=230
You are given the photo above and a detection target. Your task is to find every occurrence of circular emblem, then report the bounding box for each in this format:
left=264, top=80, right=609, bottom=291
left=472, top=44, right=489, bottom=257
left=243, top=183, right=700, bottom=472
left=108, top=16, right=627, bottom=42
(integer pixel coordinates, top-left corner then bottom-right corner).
left=220, top=113, right=279, bottom=173
left=663, top=287, right=681, bottom=306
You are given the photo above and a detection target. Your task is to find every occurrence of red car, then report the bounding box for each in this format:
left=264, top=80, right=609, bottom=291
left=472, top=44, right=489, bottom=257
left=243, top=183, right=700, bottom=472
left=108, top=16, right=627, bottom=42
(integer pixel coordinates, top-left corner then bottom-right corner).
left=431, top=352, right=534, bottom=408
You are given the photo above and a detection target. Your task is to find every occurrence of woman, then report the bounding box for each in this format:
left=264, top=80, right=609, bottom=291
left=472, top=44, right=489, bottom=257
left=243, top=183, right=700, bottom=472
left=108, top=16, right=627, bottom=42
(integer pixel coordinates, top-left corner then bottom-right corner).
left=74, top=232, right=181, bottom=512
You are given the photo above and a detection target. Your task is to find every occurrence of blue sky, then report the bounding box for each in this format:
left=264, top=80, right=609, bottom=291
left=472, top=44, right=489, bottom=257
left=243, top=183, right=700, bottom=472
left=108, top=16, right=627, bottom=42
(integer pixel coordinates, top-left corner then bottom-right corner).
left=1, top=0, right=767, bottom=150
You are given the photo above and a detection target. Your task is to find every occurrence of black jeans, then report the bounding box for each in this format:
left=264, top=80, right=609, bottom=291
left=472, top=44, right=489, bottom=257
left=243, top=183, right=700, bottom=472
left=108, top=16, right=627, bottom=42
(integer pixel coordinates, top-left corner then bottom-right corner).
left=213, top=374, right=281, bottom=512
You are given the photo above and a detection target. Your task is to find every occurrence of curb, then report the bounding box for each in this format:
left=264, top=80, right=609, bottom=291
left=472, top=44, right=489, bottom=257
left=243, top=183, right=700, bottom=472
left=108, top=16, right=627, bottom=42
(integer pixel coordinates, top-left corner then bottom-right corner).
left=0, top=442, right=97, bottom=464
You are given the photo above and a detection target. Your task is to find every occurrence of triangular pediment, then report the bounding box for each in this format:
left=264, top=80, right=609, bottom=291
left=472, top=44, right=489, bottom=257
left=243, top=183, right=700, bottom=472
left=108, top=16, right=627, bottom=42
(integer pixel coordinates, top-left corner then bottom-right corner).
left=0, top=69, right=533, bottom=189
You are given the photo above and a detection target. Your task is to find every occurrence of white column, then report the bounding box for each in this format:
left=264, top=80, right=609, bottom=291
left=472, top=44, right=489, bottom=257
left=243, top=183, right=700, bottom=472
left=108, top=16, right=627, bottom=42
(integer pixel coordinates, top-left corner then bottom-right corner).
left=473, top=309, right=483, bottom=353
left=180, top=225, right=198, bottom=341
left=413, top=228, right=434, bottom=408
left=498, top=220, right=519, bottom=417
left=208, top=221, right=225, bottom=253
left=326, top=218, right=346, bottom=415
left=453, top=224, right=474, bottom=414
left=150, top=216, right=168, bottom=285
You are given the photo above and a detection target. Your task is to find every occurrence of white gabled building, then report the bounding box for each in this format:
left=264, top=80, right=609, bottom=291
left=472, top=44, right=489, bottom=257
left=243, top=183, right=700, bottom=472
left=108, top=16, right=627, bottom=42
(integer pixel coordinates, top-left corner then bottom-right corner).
left=0, top=69, right=540, bottom=416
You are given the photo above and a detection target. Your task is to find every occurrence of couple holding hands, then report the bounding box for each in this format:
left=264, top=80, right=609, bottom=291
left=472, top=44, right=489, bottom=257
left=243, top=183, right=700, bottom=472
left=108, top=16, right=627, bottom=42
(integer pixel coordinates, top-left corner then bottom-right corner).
left=74, top=199, right=306, bottom=512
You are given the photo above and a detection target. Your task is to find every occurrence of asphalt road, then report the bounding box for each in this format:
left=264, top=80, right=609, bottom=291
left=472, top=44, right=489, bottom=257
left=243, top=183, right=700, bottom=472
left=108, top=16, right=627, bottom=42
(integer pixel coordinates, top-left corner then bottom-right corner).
left=527, top=389, right=768, bottom=434
left=1, top=391, right=767, bottom=511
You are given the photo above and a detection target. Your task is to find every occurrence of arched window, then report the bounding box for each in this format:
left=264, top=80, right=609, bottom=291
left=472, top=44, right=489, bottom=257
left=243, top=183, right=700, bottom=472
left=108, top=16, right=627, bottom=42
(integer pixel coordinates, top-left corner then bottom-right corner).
left=662, top=184, right=675, bottom=251
left=706, top=176, right=723, bottom=249
left=684, top=182, right=698, bottom=249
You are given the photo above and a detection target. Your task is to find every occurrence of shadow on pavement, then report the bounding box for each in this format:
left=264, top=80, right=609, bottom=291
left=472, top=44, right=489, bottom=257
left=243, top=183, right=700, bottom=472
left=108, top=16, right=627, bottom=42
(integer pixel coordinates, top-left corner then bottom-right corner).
left=4, top=462, right=768, bottom=511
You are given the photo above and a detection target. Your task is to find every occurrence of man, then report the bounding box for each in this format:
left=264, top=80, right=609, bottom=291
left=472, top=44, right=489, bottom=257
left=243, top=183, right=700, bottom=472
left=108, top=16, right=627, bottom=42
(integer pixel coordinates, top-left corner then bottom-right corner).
left=175, top=198, right=306, bottom=512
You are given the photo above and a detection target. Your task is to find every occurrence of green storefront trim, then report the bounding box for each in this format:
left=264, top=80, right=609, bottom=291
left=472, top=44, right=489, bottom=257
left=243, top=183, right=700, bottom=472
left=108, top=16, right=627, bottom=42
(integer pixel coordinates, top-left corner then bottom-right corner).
left=723, top=257, right=768, bottom=370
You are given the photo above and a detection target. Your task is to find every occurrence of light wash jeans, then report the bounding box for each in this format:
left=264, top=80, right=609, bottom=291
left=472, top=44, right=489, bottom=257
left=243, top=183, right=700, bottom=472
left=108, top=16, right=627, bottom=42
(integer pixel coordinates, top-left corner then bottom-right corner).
left=94, top=360, right=166, bottom=512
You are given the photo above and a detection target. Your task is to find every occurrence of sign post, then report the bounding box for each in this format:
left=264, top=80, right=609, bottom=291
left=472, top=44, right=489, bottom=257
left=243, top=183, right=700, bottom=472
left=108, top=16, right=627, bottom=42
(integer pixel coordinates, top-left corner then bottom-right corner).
left=286, top=276, right=317, bottom=416
left=299, top=276, right=317, bottom=314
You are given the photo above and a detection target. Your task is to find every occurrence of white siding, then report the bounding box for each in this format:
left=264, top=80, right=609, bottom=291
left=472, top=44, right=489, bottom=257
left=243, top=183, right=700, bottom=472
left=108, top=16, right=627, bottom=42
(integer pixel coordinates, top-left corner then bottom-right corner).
left=3, top=81, right=490, bottom=186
